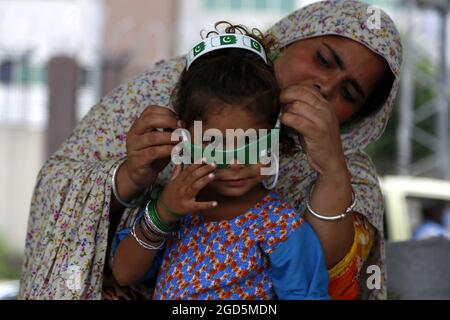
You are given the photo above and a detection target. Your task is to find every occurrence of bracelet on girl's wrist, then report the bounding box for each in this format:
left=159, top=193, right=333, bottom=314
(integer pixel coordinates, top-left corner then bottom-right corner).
left=131, top=218, right=165, bottom=251
left=145, top=198, right=180, bottom=234
left=158, top=200, right=184, bottom=221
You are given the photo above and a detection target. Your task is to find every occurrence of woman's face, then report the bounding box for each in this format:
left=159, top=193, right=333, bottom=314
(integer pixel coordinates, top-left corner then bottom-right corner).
left=274, top=35, right=388, bottom=123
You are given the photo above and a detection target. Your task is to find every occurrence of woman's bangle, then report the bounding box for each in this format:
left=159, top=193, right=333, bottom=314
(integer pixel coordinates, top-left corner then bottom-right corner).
left=112, top=157, right=151, bottom=208
left=306, top=183, right=356, bottom=222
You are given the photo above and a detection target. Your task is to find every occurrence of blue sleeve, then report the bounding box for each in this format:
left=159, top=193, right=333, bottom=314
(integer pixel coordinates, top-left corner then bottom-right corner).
left=269, top=221, right=330, bottom=300
left=111, top=224, right=163, bottom=283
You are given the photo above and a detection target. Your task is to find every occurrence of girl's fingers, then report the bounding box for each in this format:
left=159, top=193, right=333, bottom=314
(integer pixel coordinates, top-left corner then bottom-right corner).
left=170, top=164, right=183, bottom=181
left=190, top=200, right=218, bottom=212
left=179, top=159, right=213, bottom=182
left=185, top=172, right=216, bottom=198
left=184, top=161, right=217, bottom=186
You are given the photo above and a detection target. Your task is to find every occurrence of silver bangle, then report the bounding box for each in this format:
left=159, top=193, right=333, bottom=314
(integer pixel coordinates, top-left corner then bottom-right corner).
left=306, top=184, right=356, bottom=222
left=130, top=218, right=165, bottom=251
left=140, top=218, right=167, bottom=241
left=112, top=158, right=150, bottom=208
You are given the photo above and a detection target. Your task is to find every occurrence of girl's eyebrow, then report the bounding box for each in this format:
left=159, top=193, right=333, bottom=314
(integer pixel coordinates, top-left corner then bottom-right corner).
left=321, top=42, right=367, bottom=100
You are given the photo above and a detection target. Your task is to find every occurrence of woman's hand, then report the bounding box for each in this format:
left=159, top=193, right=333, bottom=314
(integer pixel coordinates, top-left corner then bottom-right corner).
left=280, top=85, right=348, bottom=177
left=117, top=106, right=182, bottom=202
left=157, top=161, right=218, bottom=226
left=280, top=85, right=355, bottom=268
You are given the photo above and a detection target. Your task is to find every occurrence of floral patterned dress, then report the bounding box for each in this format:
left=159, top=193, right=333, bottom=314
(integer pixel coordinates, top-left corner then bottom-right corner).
left=112, top=192, right=330, bottom=300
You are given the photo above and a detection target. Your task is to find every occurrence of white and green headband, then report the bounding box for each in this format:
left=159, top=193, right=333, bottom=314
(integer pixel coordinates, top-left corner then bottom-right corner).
left=186, top=33, right=268, bottom=70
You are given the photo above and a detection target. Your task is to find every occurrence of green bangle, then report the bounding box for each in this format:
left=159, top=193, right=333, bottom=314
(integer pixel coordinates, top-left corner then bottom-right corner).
left=153, top=200, right=174, bottom=232
left=146, top=200, right=172, bottom=233
left=159, top=200, right=184, bottom=221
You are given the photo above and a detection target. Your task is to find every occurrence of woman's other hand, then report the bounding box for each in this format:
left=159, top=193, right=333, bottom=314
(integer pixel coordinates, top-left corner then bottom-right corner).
left=280, top=85, right=354, bottom=267
left=280, top=85, right=348, bottom=177
left=116, top=106, right=182, bottom=202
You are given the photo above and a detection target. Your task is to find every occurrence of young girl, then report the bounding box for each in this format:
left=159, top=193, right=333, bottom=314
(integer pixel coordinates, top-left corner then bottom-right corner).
left=111, top=24, right=330, bottom=300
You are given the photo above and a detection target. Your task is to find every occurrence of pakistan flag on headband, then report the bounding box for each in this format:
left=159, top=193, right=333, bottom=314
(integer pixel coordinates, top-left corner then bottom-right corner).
left=209, top=35, right=262, bottom=52
left=193, top=42, right=206, bottom=57
left=211, top=35, right=238, bottom=47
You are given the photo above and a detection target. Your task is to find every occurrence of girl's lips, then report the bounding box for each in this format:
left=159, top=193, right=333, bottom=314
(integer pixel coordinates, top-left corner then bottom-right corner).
left=217, top=178, right=249, bottom=188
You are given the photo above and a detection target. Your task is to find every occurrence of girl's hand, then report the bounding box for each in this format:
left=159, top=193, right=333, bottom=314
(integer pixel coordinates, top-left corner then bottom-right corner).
left=157, top=161, right=218, bottom=225
left=280, top=85, right=348, bottom=176
left=123, top=106, right=182, bottom=192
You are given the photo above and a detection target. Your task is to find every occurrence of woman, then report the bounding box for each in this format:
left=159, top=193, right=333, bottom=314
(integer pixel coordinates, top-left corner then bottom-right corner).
left=19, top=0, right=402, bottom=300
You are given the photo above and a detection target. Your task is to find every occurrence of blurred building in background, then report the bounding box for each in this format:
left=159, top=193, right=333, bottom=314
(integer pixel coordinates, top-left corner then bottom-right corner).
left=0, top=0, right=103, bottom=254
left=101, top=0, right=178, bottom=95
left=0, top=0, right=449, bottom=264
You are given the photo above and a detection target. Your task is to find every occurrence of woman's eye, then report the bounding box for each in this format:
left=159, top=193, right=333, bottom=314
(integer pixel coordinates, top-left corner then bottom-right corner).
left=316, top=52, right=331, bottom=68
left=342, top=87, right=356, bottom=103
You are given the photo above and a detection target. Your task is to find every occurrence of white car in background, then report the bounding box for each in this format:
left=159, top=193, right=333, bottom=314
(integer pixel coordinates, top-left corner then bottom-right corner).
left=0, top=280, right=19, bottom=300
left=380, top=176, right=450, bottom=299
left=380, top=175, right=450, bottom=241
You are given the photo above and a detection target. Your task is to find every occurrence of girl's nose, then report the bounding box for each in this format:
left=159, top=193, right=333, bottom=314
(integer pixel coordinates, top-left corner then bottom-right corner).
left=226, top=159, right=246, bottom=170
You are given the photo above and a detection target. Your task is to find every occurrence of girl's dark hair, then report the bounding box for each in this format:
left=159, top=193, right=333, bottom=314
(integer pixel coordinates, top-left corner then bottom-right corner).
left=172, top=21, right=295, bottom=153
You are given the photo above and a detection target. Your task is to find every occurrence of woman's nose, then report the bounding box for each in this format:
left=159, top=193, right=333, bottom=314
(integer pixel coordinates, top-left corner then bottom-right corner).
left=313, top=83, right=330, bottom=101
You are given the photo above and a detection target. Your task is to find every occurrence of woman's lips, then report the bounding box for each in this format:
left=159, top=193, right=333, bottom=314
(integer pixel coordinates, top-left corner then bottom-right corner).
left=217, top=178, right=249, bottom=188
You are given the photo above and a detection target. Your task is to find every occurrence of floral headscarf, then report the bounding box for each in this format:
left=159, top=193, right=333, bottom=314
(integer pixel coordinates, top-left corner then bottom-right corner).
left=19, top=0, right=402, bottom=300
left=267, top=0, right=402, bottom=152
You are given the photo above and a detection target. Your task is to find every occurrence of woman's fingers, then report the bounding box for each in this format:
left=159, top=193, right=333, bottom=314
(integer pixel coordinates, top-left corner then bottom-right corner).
left=131, top=145, right=175, bottom=167
left=131, top=106, right=181, bottom=135
left=132, top=113, right=181, bottom=136
left=281, top=112, right=317, bottom=139
left=283, top=101, right=328, bottom=131
left=129, top=131, right=180, bottom=151
left=280, top=84, right=327, bottom=108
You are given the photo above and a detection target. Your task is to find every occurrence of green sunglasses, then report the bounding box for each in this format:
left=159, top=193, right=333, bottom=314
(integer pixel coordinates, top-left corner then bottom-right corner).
left=181, top=114, right=281, bottom=169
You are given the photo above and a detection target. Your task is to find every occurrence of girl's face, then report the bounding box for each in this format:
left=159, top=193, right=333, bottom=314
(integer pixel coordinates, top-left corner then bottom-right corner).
left=188, top=103, right=272, bottom=198
left=273, top=35, right=388, bottom=123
